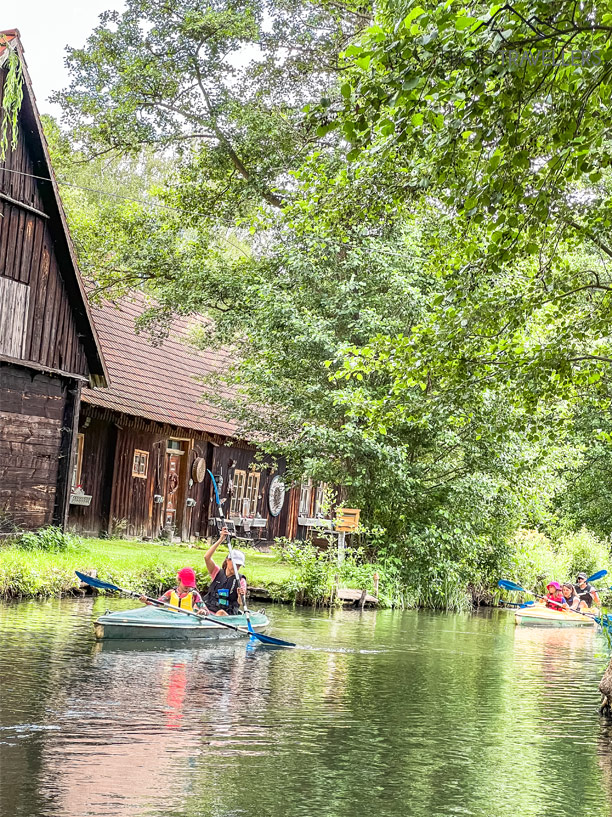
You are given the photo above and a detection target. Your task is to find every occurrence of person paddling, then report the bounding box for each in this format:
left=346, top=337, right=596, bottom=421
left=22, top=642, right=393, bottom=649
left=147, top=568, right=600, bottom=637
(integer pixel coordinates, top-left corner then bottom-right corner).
left=139, top=567, right=207, bottom=613
left=575, top=572, right=600, bottom=610
left=202, top=527, right=247, bottom=616
left=561, top=582, right=581, bottom=610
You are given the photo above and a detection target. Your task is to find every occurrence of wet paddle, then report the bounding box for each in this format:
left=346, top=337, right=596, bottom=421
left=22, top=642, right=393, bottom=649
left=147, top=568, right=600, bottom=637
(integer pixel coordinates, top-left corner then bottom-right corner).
left=498, top=573, right=611, bottom=628
left=75, top=571, right=249, bottom=635
left=207, top=470, right=296, bottom=648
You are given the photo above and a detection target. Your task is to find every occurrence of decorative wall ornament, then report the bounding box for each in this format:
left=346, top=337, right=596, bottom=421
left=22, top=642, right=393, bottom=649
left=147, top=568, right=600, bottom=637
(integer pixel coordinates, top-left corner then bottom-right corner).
left=192, top=457, right=207, bottom=483
left=268, top=475, right=286, bottom=517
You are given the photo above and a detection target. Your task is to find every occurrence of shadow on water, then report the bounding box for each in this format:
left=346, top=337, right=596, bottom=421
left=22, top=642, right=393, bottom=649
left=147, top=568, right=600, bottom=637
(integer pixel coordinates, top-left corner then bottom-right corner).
left=1, top=599, right=612, bottom=817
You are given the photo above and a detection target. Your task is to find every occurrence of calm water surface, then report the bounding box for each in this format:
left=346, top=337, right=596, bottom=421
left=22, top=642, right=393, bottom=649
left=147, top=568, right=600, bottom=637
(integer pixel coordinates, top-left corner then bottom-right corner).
left=1, top=598, right=612, bottom=817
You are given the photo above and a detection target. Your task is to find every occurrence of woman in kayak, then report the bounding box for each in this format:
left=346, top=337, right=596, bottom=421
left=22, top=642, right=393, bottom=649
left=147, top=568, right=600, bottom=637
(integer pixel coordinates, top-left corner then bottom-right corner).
left=139, top=567, right=207, bottom=612
left=544, top=581, right=564, bottom=610
left=202, top=526, right=247, bottom=616
left=561, top=582, right=581, bottom=610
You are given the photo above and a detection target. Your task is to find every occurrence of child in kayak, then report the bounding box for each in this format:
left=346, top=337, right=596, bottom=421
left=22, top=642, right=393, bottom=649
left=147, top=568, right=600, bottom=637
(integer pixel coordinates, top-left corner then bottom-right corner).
left=139, top=567, right=207, bottom=613
left=544, top=581, right=564, bottom=610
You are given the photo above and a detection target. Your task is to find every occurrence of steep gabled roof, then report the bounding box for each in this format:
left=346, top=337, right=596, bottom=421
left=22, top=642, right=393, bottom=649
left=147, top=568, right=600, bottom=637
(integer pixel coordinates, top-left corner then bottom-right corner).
left=82, top=295, right=237, bottom=437
left=0, top=29, right=107, bottom=386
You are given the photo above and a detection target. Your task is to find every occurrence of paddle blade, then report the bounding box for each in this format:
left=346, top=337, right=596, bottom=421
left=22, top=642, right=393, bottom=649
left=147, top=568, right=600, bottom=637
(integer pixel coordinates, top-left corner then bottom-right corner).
left=588, top=569, right=608, bottom=583
left=245, top=615, right=295, bottom=646
left=75, top=571, right=122, bottom=593
left=253, top=631, right=296, bottom=648
left=498, top=579, right=526, bottom=593
left=519, top=601, right=535, bottom=608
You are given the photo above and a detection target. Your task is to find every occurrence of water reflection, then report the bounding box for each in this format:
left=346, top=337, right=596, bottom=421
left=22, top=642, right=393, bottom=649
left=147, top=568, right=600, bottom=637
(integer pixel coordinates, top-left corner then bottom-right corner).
left=0, top=600, right=611, bottom=817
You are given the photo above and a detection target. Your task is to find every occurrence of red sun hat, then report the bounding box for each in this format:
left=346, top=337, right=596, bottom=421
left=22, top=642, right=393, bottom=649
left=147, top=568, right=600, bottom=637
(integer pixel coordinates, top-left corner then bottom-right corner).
left=177, top=567, right=197, bottom=588
left=546, top=581, right=561, bottom=591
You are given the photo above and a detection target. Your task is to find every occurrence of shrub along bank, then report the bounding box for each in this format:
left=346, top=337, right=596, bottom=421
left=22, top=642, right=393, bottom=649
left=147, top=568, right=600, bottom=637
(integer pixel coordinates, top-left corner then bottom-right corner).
left=0, top=527, right=609, bottom=609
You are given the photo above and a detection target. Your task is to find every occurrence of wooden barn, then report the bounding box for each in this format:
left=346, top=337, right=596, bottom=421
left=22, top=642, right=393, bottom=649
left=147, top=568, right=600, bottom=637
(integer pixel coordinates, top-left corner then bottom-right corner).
left=68, top=295, right=329, bottom=544
left=0, top=30, right=107, bottom=531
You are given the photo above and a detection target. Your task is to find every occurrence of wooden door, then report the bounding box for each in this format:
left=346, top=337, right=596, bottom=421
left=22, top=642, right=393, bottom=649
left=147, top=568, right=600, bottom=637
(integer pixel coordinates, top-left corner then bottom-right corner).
left=163, top=453, right=182, bottom=528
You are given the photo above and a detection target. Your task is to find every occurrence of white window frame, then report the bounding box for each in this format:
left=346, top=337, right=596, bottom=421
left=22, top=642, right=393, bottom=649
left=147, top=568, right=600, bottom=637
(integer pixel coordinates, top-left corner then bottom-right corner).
left=314, top=482, right=328, bottom=517
left=243, top=471, right=260, bottom=517
left=72, top=433, right=84, bottom=489
left=230, top=469, right=247, bottom=516
left=299, top=479, right=313, bottom=516
left=132, top=449, right=149, bottom=479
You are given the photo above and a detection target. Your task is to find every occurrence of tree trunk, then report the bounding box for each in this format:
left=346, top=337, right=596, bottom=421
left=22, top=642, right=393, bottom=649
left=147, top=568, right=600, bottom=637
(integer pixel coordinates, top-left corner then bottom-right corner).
left=599, top=657, right=612, bottom=717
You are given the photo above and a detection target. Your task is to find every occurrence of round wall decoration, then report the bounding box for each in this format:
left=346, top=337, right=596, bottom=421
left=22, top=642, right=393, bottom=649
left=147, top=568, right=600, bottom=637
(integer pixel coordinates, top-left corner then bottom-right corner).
left=192, top=457, right=207, bottom=483
left=268, top=475, right=286, bottom=517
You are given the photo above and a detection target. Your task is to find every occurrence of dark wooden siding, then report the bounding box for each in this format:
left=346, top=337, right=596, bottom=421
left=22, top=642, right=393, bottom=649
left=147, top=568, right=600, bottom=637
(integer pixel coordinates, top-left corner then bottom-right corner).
left=70, top=408, right=214, bottom=540
left=70, top=407, right=298, bottom=543
left=0, top=66, right=88, bottom=377
left=68, top=416, right=117, bottom=536
left=208, top=446, right=292, bottom=543
left=0, top=362, right=67, bottom=528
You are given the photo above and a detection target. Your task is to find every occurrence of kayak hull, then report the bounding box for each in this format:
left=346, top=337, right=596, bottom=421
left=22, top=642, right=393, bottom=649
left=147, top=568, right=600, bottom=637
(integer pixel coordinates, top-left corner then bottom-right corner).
left=514, top=606, right=596, bottom=627
left=94, top=606, right=269, bottom=641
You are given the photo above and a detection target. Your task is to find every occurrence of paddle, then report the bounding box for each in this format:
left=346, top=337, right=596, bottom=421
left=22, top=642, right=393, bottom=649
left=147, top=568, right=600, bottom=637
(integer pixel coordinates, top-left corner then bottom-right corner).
left=75, top=571, right=250, bottom=635
left=498, top=573, right=611, bottom=628
left=207, top=469, right=296, bottom=648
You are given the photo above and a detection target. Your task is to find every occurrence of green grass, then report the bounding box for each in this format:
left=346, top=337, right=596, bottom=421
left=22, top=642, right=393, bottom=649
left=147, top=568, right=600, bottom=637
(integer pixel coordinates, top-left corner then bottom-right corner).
left=0, top=536, right=293, bottom=600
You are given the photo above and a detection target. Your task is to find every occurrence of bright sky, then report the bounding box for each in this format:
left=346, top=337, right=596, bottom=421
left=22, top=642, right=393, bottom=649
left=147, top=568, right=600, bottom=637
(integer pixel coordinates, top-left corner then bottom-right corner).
left=2, top=0, right=124, bottom=116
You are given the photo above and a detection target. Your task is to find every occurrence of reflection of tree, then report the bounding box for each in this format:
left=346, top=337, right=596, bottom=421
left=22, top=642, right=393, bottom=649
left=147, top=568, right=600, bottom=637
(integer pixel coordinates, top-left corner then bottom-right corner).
left=180, top=609, right=611, bottom=817
left=4, top=601, right=612, bottom=817
left=0, top=597, right=99, bottom=817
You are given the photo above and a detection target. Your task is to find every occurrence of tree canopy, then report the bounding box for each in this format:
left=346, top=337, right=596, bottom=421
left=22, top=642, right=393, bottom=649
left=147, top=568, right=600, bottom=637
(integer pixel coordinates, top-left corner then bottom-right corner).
left=47, top=0, right=612, bottom=606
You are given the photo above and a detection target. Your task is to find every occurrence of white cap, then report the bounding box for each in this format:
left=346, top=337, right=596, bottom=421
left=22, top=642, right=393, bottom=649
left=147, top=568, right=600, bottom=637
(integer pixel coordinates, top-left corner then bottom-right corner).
left=229, top=549, right=245, bottom=567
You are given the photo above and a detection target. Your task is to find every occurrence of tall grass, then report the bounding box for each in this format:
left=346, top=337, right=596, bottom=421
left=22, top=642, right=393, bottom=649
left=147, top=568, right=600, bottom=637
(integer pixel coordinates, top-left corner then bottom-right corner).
left=0, top=537, right=292, bottom=600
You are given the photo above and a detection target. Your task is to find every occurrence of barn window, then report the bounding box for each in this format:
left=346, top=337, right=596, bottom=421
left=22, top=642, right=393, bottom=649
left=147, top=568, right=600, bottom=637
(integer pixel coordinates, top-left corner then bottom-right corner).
left=314, top=482, right=328, bottom=517
left=132, top=450, right=149, bottom=478
left=72, top=433, right=84, bottom=489
left=299, top=479, right=313, bottom=516
left=243, top=471, right=261, bottom=517
left=230, top=469, right=246, bottom=516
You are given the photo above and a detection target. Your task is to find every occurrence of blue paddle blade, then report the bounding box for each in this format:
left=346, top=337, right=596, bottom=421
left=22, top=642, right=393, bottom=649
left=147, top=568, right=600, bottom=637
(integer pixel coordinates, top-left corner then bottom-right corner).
left=587, top=569, right=608, bottom=582
left=519, top=601, right=535, bottom=608
left=252, top=631, right=296, bottom=647
left=498, top=579, right=525, bottom=593
left=75, top=571, right=122, bottom=593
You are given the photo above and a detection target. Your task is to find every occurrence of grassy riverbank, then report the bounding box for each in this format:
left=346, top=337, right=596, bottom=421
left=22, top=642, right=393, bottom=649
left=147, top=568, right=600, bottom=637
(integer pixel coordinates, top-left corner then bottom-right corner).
left=0, top=537, right=293, bottom=601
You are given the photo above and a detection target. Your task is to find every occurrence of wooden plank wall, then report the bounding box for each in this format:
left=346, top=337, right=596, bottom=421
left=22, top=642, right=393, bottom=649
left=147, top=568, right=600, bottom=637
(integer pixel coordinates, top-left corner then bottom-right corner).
left=0, top=276, right=29, bottom=357
left=66, top=418, right=115, bottom=536
left=208, top=446, right=293, bottom=542
left=0, top=67, right=88, bottom=378
left=70, top=408, right=214, bottom=540
left=0, top=362, right=66, bottom=529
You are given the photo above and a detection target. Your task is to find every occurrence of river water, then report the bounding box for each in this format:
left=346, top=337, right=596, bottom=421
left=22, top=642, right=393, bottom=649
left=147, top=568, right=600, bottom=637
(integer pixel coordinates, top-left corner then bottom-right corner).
left=1, top=598, right=612, bottom=817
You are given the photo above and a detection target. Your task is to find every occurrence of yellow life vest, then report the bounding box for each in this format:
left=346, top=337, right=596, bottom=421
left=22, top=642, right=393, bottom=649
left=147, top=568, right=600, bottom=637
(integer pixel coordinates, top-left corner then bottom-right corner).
left=168, top=589, right=195, bottom=611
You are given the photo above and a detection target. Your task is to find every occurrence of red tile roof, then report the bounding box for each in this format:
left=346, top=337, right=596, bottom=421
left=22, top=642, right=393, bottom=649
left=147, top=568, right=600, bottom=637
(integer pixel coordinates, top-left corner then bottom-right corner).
left=82, top=296, right=236, bottom=436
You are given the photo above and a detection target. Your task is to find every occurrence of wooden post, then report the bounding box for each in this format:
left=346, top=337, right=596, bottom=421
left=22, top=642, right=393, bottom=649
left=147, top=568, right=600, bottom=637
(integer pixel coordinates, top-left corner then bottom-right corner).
left=337, top=530, right=346, bottom=565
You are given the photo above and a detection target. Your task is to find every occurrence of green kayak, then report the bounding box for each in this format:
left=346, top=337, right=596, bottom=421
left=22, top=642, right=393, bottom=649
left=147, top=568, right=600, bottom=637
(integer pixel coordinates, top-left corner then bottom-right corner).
left=94, top=606, right=269, bottom=641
